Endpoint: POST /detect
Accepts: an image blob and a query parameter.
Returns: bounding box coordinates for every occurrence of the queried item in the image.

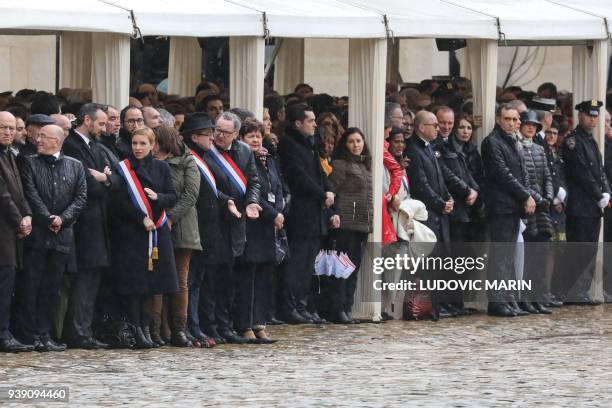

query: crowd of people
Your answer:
[0,77,611,353]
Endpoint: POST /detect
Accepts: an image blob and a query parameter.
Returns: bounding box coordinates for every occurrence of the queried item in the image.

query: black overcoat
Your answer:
[110,154,178,295]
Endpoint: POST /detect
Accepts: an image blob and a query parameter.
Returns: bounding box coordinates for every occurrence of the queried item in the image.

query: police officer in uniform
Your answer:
[562,100,610,304]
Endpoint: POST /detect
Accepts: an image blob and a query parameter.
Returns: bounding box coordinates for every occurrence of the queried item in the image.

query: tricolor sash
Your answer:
[117,159,168,271]
[209,144,247,196]
[401,174,410,194]
[190,149,218,197]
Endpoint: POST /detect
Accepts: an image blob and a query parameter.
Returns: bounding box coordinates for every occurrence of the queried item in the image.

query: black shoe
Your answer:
[517,301,539,314]
[68,336,97,350]
[508,301,529,316]
[134,327,154,349]
[40,336,66,352]
[283,309,312,324]
[333,311,354,324]
[437,305,454,318]
[532,302,552,314]
[380,312,394,321]
[219,329,249,344]
[487,302,517,317]
[298,310,314,320]
[267,317,285,325]
[345,311,360,324]
[171,331,193,347]
[603,291,612,304]
[142,327,159,348]
[0,336,34,353]
[310,312,329,325]
[203,328,226,345]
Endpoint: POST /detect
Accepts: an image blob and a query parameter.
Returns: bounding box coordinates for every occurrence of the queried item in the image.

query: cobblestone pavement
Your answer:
[2,305,611,406]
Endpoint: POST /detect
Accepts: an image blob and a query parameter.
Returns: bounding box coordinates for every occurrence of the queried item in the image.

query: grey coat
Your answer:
[166,145,201,250]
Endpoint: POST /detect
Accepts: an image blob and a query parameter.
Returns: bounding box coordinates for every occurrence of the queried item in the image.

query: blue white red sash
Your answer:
[190,149,218,197]
[401,174,410,194]
[209,144,247,196]
[117,159,168,271]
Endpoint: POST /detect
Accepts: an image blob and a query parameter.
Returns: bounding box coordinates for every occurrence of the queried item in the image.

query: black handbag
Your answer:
[274,228,290,265]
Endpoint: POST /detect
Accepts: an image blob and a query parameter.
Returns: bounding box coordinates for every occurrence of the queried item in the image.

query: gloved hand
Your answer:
[556,187,567,202]
[598,193,610,209]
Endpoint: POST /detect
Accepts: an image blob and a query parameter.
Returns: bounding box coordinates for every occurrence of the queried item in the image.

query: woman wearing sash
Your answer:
[151,125,201,347]
[111,127,178,349]
[236,119,286,343]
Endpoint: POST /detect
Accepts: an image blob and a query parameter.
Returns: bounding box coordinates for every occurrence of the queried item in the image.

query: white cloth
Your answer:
[395,198,437,257]
[598,193,610,209]
[556,186,567,202]
[515,220,526,281]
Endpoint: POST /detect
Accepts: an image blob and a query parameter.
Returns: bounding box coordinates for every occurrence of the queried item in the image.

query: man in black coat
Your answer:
[481,103,536,317]
[562,100,610,304]
[61,103,113,349]
[278,103,336,324]
[19,125,87,351]
[0,111,34,353]
[182,114,234,346]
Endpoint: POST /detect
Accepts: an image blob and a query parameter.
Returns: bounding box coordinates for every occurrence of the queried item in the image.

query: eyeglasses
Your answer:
[196,131,213,137]
[35,134,58,141]
[423,123,439,128]
[0,125,16,132]
[126,118,145,125]
[215,128,235,137]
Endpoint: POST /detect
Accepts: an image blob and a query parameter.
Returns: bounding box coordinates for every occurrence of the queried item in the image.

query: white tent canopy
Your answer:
[340,0,499,39]
[0,0,133,34]
[103,0,262,37]
[228,0,386,38]
[550,0,612,30]
[444,0,607,40]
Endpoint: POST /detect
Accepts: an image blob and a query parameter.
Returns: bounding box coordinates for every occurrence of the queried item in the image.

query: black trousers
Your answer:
[323,230,367,315]
[234,262,273,331]
[189,253,235,334]
[282,236,320,313]
[487,214,520,302]
[64,267,102,340]
[604,210,612,295]
[0,265,16,340]
[18,248,67,342]
[563,216,600,299]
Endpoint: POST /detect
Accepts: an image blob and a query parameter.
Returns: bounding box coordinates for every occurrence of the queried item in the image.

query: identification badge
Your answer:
[268,192,276,203]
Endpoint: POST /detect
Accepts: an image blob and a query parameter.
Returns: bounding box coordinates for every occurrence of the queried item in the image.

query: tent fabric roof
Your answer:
[0,0,133,34]
[548,0,612,29]
[340,0,499,39]
[228,0,386,38]
[444,0,608,40]
[103,0,263,37]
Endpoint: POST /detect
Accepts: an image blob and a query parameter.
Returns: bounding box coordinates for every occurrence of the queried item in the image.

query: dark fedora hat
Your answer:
[179,112,215,135]
[25,113,56,126]
[519,110,542,133]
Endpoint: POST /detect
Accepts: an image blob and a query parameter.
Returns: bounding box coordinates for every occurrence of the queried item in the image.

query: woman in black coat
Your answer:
[235,119,286,343]
[110,127,178,348]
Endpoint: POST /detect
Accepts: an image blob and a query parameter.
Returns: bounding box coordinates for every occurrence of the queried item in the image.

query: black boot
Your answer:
[487,302,517,317]
[532,302,552,314]
[332,311,353,324]
[517,301,538,314]
[142,326,159,348]
[134,327,153,349]
[171,331,192,347]
[508,301,529,316]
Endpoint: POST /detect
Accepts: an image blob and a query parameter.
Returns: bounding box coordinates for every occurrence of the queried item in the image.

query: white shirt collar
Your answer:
[53,151,61,159]
[417,135,430,146]
[75,129,91,146]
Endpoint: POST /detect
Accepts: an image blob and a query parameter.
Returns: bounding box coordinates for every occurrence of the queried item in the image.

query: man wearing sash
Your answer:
[62,103,113,349]
[205,111,261,343]
[181,113,247,345]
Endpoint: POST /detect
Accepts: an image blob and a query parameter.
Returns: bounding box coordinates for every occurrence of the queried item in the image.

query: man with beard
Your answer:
[62,103,113,349]
[116,105,144,159]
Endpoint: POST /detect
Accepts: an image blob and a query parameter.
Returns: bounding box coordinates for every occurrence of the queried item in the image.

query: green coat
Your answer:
[166,145,202,250]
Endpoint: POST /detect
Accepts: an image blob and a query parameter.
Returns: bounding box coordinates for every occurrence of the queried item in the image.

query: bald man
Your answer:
[50,114,72,138]
[0,111,34,352]
[17,124,87,351]
[405,111,456,319]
